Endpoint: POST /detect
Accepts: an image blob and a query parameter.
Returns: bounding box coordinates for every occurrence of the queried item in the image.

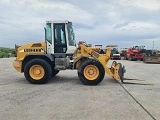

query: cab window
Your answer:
[46,23,52,44]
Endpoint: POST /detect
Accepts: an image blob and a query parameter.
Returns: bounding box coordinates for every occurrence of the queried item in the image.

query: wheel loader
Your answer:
[13,20,126,85]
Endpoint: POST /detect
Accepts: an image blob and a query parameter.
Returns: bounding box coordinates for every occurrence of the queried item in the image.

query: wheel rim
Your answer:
[83,65,99,81]
[29,65,45,80]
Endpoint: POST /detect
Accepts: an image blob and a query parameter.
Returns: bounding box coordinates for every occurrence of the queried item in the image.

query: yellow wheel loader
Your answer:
[13,20,126,85]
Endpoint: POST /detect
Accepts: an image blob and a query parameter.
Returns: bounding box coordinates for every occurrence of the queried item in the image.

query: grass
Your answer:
[0,47,16,58]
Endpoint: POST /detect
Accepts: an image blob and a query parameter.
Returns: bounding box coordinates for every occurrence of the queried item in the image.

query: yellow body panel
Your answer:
[75,60,81,69]
[13,42,45,73]
[13,60,22,73]
[16,42,45,61]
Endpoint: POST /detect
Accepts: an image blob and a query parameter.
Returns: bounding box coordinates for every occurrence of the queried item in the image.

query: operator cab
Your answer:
[45,20,76,55]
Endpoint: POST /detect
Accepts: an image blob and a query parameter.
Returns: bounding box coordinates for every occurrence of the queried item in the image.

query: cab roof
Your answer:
[46,20,71,24]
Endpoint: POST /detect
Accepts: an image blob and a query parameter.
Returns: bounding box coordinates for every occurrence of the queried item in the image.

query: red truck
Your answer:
[124,46,145,61]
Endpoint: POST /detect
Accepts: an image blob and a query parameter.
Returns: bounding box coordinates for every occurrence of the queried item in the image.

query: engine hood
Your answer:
[16,42,45,60]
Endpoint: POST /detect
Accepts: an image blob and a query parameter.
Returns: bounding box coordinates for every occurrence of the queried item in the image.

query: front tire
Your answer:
[24,59,52,84]
[78,59,105,85]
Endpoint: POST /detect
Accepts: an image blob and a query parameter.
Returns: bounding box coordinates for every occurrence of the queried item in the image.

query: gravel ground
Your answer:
[0,58,159,120]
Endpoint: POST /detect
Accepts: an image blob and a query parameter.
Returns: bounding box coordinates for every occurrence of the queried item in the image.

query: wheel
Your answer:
[78,59,105,85]
[129,55,133,61]
[52,69,59,77]
[140,58,143,61]
[24,59,52,84]
[124,56,128,60]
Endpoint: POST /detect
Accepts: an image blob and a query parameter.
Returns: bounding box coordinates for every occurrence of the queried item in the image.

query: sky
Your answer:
[0,0,160,50]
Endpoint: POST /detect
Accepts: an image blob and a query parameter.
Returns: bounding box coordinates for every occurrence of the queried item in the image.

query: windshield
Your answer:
[135,46,145,50]
[46,23,52,43]
[67,22,75,46]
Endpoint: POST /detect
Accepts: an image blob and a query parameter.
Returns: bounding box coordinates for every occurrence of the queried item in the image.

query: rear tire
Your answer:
[78,59,105,85]
[24,59,52,84]
[52,70,59,77]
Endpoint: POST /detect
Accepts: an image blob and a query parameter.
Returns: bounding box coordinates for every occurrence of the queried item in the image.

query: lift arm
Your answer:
[77,42,125,81]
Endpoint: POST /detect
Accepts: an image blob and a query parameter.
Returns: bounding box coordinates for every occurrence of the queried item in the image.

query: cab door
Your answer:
[53,23,67,53]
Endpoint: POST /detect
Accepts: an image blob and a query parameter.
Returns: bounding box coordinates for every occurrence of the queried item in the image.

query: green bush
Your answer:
[0,48,15,58]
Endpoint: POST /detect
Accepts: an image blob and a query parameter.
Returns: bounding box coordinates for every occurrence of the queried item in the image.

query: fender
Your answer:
[22,54,55,72]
